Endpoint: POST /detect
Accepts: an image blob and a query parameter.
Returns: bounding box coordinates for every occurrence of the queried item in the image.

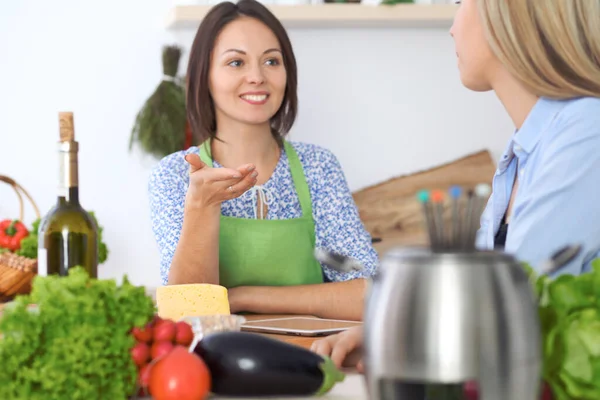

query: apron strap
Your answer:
[198,140,212,166]
[197,139,312,218]
[284,141,313,218]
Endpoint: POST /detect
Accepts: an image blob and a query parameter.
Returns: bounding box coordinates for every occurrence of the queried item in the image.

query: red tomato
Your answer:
[151,341,174,360]
[149,345,211,400]
[132,323,153,343]
[175,321,194,346]
[154,319,176,342]
[131,342,150,367]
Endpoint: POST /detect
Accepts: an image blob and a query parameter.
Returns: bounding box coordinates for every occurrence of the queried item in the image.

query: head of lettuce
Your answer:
[524,258,600,400]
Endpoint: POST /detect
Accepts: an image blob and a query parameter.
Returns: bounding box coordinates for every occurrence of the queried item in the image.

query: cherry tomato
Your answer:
[137,363,152,396]
[132,323,153,343]
[154,319,176,342]
[151,340,174,360]
[131,342,150,367]
[140,364,152,386]
[175,321,194,346]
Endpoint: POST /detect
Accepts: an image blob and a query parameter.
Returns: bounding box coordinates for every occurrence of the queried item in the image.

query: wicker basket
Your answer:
[0,175,40,303]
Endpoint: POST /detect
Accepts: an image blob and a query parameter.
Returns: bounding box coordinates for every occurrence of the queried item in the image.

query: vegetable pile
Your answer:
[137,325,345,399]
[525,258,600,400]
[131,314,211,399]
[0,267,155,400]
[0,267,345,400]
[131,316,194,367]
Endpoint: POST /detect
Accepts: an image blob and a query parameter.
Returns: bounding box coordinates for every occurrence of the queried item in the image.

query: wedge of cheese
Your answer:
[156,283,231,321]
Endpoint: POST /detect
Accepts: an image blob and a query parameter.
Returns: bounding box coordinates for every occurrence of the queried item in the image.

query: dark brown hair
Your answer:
[186,0,298,146]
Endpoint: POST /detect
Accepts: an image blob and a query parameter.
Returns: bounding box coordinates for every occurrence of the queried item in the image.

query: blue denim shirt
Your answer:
[476,97,600,276]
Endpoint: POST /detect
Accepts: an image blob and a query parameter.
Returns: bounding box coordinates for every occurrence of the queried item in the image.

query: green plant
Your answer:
[129,45,187,159]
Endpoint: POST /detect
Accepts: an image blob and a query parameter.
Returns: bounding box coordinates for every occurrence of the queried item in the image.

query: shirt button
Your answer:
[514,145,522,152]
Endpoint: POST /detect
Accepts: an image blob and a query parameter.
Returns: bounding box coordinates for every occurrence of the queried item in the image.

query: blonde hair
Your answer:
[478,0,600,98]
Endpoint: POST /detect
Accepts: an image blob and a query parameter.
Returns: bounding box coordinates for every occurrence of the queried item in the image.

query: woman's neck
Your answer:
[491,68,539,130]
[211,119,280,172]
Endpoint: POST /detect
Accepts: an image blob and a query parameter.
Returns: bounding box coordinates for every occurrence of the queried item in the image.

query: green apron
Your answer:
[198,140,325,288]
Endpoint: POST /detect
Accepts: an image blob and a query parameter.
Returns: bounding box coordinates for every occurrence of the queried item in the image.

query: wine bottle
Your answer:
[37,112,98,278]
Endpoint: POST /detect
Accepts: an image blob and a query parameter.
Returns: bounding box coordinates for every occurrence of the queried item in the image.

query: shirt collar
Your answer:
[512,97,566,154]
[496,97,566,173]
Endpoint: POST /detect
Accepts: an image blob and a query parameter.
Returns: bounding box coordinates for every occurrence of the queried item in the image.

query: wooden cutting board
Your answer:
[353,150,497,255]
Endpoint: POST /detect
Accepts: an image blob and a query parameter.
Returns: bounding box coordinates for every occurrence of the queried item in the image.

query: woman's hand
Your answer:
[184,153,258,210]
[311,326,365,372]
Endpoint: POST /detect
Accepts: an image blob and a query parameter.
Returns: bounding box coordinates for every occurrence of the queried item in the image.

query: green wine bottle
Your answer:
[37,112,98,278]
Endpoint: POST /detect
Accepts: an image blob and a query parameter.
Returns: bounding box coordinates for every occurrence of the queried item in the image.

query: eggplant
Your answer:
[193,331,346,396]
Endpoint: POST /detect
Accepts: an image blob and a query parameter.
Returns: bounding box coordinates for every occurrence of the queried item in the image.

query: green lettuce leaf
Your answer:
[0,267,155,400]
[537,259,600,400]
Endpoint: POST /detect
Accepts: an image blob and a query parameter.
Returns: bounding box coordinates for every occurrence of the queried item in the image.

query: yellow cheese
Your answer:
[156,284,231,321]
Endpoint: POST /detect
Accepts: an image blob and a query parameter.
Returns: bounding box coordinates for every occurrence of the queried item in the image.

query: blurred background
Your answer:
[0,0,513,287]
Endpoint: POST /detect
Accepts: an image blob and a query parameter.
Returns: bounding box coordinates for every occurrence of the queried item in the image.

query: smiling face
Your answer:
[209,16,287,130]
[449,0,501,92]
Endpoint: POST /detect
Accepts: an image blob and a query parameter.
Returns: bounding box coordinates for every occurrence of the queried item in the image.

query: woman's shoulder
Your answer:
[286,140,342,170]
[539,96,600,147]
[559,96,600,113]
[550,96,600,127]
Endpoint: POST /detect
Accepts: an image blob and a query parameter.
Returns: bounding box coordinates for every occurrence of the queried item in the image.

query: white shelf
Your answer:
[165,4,458,29]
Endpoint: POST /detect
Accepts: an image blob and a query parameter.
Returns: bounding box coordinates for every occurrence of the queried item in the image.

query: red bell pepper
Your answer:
[0,219,30,252]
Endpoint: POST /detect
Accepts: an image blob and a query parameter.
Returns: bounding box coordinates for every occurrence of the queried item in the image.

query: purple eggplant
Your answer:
[193,331,345,396]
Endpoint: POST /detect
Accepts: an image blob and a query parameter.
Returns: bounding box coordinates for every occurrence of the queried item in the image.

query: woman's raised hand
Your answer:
[184,153,258,210]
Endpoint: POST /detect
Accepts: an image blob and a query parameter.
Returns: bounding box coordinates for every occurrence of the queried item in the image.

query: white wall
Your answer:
[0,0,513,287]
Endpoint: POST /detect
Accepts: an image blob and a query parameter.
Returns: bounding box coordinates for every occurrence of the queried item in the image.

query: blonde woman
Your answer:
[312,0,600,369]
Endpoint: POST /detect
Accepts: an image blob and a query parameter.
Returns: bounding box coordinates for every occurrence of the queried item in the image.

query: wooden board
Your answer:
[352,150,497,255]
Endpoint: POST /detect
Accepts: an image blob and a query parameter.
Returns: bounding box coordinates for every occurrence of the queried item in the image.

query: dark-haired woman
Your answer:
[148,0,377,321]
